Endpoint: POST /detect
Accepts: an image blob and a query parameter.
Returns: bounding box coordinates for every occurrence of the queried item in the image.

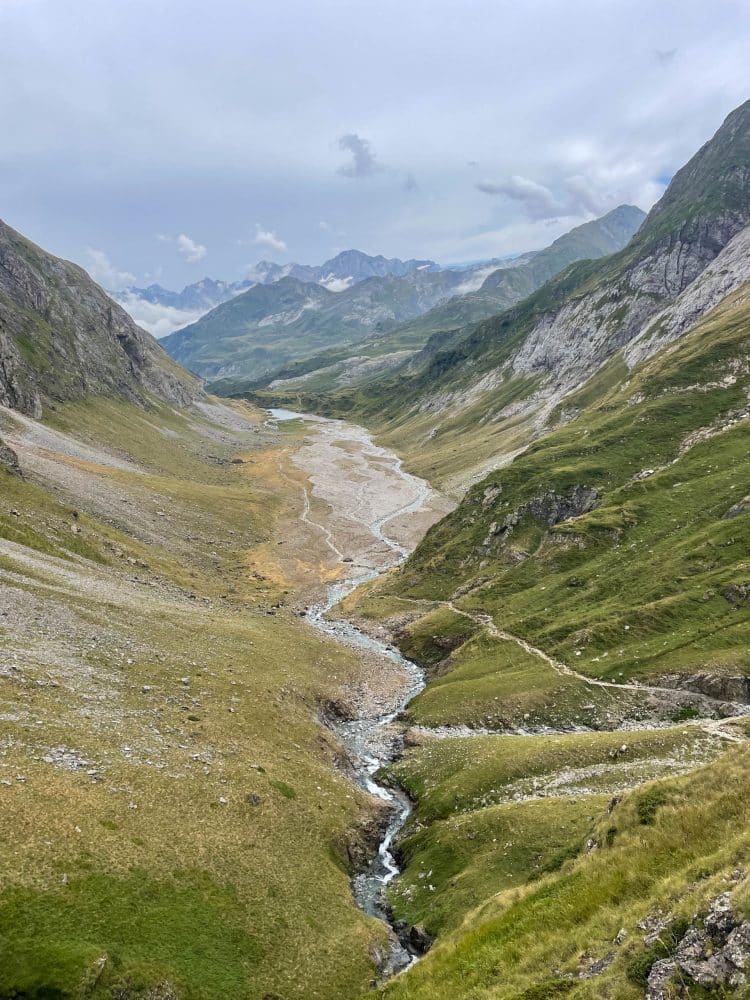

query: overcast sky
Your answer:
[1,0,749,294]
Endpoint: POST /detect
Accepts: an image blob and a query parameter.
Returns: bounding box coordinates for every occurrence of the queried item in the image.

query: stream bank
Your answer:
[267,409,451,972]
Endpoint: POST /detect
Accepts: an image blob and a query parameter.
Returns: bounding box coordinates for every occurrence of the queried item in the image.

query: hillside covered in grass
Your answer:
[328,100,750,998]
[341,271,750,1000]
[365,283,750,694]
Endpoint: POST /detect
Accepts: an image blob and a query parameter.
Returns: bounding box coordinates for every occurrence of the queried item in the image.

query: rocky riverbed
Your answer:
[267,408,452,971]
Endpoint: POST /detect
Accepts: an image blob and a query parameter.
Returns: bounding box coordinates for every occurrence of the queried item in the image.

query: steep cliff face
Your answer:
[0,220,200,417]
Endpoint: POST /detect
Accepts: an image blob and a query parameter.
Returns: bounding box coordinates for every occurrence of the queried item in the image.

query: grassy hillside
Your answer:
[0,396,392,1000]
[331,276,750,1000]
[387,726,725,932]
[375,740,750,999]
[352,282,750,697]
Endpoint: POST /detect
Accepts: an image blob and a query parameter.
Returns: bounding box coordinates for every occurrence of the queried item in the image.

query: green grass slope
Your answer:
[361,285,750,703]
[375,742,750,1000]
[384,726,724,939]
[0,397,390,1000]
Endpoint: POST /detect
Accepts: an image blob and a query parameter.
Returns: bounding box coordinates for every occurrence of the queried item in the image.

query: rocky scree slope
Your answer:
[0,218,199,420]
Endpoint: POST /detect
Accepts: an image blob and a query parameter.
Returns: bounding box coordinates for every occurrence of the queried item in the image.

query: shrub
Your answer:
[636,786,670,825]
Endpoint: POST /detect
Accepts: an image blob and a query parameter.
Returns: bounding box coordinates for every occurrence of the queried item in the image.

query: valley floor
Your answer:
[1,395,750,1000]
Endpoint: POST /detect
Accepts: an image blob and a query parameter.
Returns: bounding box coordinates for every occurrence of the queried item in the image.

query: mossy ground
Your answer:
[383,726,727,939]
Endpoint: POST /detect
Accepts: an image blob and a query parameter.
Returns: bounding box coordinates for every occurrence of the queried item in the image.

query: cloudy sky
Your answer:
[1,0,749,298]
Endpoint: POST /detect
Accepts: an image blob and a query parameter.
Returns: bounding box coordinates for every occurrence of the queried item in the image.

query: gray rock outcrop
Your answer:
[0,219,200,417]
[484,485,599,546]
[646,893,750,998]
[0,437,21,475]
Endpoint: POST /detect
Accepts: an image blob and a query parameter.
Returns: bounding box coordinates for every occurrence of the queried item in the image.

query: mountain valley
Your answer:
[1,94,750,1000]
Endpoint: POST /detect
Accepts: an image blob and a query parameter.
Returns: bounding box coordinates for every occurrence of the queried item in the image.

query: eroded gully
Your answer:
[267,409,451,974]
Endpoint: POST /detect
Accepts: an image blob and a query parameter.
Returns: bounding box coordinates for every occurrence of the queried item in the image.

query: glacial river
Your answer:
[267,408,449,972]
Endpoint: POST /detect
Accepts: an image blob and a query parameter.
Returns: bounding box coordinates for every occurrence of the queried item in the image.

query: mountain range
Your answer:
[162,206,644,383]
[246,248,438,289]
[118,249,441,326]
[252,204,646,395]
[252,101,750,493]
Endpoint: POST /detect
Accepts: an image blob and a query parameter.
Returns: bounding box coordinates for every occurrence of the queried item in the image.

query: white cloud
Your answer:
[474,167,665,226]
[319,275,353,292]
[176,233,207,263]
[453,264,506,295]
[476,175,565,221]
[83,248,136,290]
[254,225,287,254]
[115,293,206,339]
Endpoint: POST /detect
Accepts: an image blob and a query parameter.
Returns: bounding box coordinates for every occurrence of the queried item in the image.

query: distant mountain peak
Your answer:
[245,248,438,288]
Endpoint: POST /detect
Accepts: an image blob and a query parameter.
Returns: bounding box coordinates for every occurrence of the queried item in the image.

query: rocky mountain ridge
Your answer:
[122,276,254,312]
[0,219,200,419]
[246,248,438,289]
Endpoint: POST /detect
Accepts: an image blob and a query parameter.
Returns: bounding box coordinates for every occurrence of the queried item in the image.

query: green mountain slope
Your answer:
[377,740,750,1000]
[345,267,750,1000]
[162,268,470,381]
[0,221,407,999]
[363,282,750,692]
[327,100,750,998]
